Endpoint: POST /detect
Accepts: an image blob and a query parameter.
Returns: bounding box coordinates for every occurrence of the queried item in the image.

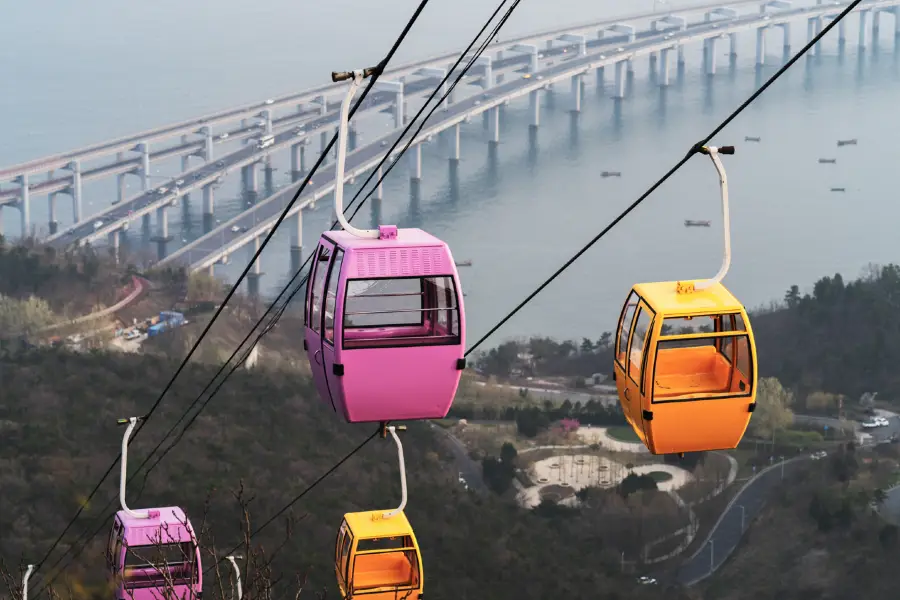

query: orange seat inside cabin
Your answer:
[654,344,747,398]
[353,552,418,590]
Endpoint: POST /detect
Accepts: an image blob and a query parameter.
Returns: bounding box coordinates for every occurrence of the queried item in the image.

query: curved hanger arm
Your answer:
[694,145,734,290]
[382,426,408,519]
[22,564,33,600]
[118,417,150,519]
[333,70,379,239]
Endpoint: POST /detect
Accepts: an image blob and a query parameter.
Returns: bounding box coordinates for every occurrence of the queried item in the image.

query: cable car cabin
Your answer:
[304,228,466,423]
[613,281,757,455]
[335,510,423,600]
[106,507,202,600]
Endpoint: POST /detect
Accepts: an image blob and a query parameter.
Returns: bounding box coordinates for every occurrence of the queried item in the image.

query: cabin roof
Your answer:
[343,510,414,539]
[116,506,196,546]
[324,228,446,250]
[632,281,744,315]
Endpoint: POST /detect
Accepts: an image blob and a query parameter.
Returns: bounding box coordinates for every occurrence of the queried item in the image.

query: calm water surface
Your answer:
[1,0,897,347]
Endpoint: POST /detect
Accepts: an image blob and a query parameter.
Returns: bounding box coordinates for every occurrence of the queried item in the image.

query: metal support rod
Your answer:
[118,417,150,519]
[383,426,408,519]
[226,555,243,600]
[23,565,33,600]
[334,70,379,238]
[694,146,733,290]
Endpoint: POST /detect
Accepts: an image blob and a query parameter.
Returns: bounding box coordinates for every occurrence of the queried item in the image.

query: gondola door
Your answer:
[307,240,337,412]
[321,246,346,418]
[626,300,655,448]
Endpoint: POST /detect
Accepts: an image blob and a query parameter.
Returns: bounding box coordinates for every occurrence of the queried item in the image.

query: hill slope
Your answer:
[0,350,662,600]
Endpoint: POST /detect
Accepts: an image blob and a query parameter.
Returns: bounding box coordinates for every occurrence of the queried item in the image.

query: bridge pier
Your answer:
[410,144,422,182]
[677,43,685,65]
[152,206,172,260]
[137,142,150,191]
[292,141,312,177]
[201,126,214,161]
[449,123,461,164]
[142,214,151,234]
[489,107,500,145]
[181,152,192,204]
[290,211,303,273]
[595,66,604,89]
[66,160,83,224]
[108,230,120,265]
[245,164,259,202]
[48,192,58,235]
[529,90,540,128]
[860,9,869,48]
[704,38,718,76]
[115,152,127,204]
[660,48,672,86]
[247,236,263,297]
[778,23,790,53]
[614,61,626,99]
[349,126,358,151]
[373,165,384,202]
[729,32,738,56]
[756,27,767,67]
[837,17,846,46]
[203,184,215,232]
[320,131,329,164]
[16,174,29,238]
[264,158,275,196]
[570,75,581,112]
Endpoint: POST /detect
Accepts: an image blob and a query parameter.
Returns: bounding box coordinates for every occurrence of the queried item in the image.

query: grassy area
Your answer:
[647,470,674,483]
[606,425,640,442]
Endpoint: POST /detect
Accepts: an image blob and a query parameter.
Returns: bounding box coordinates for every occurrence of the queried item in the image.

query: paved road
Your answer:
[158,0,861,271]
[429,422,487,494]
[672,456,808,585]
[880,484,900,524]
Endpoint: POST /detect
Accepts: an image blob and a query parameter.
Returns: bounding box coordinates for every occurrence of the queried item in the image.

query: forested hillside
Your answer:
[752,264,900,402]
[0,350,666,600]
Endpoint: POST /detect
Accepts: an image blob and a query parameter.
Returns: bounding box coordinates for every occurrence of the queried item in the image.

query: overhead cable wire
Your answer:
[28,0,433,584]
[463,0,865,356]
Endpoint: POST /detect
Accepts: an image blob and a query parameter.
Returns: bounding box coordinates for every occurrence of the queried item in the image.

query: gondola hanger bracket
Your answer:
[675,281,696,295]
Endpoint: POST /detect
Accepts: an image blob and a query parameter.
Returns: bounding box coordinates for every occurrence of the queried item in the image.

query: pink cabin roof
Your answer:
[323,228,457,280]
[116,507,197,546]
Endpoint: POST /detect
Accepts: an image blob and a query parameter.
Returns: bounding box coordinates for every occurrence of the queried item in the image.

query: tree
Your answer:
[749,377,794,440]
[784,284,801,308]
[597,331,612,349]
[580,338,594,354]
[805,391,841,414]
[618,473,657,497]
[0,294,56,336]
[500,442,518,466]
[187,271,223,302]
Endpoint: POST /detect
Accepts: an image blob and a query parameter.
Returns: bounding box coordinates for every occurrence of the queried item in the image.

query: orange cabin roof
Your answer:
[632,281,745,316]
[342,510,415,539]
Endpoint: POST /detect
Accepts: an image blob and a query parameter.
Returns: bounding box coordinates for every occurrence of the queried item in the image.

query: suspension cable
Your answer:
[27,0,433,584]
[463,0,865,356]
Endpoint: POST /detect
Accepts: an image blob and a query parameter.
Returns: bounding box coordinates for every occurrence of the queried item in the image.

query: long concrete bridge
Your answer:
[2,0,898,291]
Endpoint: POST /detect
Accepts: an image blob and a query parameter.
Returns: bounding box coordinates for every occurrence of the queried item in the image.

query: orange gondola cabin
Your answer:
[334,510,423,600]
[613,280,758,455]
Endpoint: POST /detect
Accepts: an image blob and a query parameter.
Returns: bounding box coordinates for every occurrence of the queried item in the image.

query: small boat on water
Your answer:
[455,259,473,267]
[830,187,846,192]
[684,220,711,227]
[837,139,857,147]
[818,158,837,164]
[744,136,761,142]
[601,171,622,178]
